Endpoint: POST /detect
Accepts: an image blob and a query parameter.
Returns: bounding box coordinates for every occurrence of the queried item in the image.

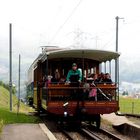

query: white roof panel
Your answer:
[46,49,120,62]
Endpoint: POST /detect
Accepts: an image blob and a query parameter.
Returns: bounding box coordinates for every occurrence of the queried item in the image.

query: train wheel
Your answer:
[95,114,101,129]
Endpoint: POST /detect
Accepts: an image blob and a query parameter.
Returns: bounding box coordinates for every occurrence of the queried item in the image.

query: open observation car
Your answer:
[28,47,120,128]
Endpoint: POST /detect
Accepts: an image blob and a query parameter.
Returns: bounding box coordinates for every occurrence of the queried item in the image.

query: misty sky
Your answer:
[0,0,140,85]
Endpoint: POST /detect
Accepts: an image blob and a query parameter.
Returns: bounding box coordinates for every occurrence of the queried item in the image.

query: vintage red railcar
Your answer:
[28,47,120,128]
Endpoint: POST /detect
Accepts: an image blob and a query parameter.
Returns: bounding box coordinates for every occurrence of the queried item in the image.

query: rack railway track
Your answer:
[81,122,122,140]
[41,115,122,140]
[57,123,122,140]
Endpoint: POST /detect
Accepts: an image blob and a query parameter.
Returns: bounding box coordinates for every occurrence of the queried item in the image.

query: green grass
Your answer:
[0,120,3,133]
[0,86,40,132]
[119,96,140,114]
[0,107,40,124]
[0,86,34,113]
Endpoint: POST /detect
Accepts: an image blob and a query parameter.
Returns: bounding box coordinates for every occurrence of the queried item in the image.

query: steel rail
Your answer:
[99,128,122,140]
[83,122,122,140]
[60,130,75,140]
[80,128,103,140]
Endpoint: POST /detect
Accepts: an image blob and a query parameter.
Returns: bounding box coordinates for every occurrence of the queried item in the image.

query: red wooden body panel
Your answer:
[47,101,119,116]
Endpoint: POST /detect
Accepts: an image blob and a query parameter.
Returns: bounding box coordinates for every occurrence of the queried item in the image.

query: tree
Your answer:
[122,91,129,96]
[0,81,16,94]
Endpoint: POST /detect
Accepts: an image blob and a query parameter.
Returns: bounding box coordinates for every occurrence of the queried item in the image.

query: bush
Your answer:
[0,81,16,94]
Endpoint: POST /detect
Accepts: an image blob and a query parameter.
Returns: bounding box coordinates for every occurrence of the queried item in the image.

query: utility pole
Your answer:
[115,16,124,100]
[17,54,21,115]
[115,16,119,87]
[9,23,12,111]
[116,16,119,52]
[115,16,124,52]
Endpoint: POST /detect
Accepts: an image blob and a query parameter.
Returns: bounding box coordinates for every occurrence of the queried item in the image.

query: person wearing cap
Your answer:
[66,63,82,85]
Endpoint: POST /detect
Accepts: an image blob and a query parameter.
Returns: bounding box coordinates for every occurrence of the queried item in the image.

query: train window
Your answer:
[84,70,86,78]
[91,68,94,74]
[88,69,90,75]
[94,67,96,74]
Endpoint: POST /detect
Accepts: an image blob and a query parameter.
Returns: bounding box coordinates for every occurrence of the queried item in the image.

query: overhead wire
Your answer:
[101,35,115,50]
[49,0,83,43]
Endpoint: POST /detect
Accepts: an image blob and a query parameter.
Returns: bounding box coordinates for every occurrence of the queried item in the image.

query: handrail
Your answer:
[42,85,117,90]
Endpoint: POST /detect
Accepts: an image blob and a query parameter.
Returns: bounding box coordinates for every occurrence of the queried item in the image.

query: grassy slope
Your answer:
[0,86,40,132]
[0,86,34,113]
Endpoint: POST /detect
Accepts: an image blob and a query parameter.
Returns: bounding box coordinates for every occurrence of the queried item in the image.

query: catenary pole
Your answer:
[115,16,118,88]
[9,23,12,111]
[115,16,124,100]
[115,16,119,101]
[17,54,21,114]
[116,16,119,52]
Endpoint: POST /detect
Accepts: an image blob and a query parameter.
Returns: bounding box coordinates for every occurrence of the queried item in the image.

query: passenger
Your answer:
[89,87,97,100]
[98,72,105,83]
[88,74,98,100]
[52,69,60,84]
[91,74,99,85]
[47,75,52,85]
[41,75,52,87]
[103,73,112,84]
[83,78,90,94]
[66,63,82,100]
[82,78,90,100]
[87,74,94,84]
[66,63,82,86]
[55,69,60,80]
[59,75,66,84]
[38,75,47,87]
[42,75,47,87]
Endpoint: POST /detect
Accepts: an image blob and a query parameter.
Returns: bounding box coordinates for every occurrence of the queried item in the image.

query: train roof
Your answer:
[45,48,120,62]
[29,48,120,70]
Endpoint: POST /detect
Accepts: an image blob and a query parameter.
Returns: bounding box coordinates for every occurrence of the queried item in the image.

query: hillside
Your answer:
[0,86,33,113]
[0,86,40,132]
